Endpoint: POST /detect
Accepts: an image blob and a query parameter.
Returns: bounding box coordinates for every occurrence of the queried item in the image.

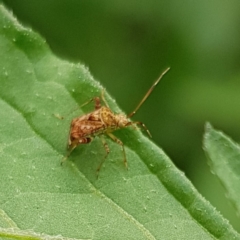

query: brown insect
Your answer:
[64,67,170,176]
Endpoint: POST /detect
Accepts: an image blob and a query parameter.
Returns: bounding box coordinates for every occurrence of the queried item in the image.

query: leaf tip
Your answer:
[203,122,214,149]
[204,122,213,134]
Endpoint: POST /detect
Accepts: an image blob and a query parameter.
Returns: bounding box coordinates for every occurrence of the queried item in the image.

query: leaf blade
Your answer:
[0,4,239,240]
[204,123,240,217]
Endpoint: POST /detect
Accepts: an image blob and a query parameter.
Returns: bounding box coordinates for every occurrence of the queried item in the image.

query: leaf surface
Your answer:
[0,5,239,240]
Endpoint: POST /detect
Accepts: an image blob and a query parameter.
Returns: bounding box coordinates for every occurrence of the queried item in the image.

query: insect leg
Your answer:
[61,144,77,165]
[129,121,152,138]
[96,136,110,177]
[53,113,64,120]
[55,97,102,120]
[80,97,102,110]
[107,132,128,169]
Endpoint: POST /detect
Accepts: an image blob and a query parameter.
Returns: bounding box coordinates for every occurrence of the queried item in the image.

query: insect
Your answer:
[64,67,170,176]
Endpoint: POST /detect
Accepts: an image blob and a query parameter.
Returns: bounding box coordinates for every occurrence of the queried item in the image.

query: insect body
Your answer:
[65,67,170,176]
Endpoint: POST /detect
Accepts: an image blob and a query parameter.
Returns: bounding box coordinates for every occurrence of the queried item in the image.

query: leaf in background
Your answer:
[0,4,239,240]
[204,123,240,217]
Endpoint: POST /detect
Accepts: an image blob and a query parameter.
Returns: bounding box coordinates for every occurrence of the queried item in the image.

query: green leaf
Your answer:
[204,123,240,218]
[0,4,239,240]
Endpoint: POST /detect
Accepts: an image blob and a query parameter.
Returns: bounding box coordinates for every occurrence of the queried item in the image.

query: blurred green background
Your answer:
[2,0,240,231]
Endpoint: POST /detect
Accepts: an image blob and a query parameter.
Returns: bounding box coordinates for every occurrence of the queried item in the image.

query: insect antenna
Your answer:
[127,67,170,118]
